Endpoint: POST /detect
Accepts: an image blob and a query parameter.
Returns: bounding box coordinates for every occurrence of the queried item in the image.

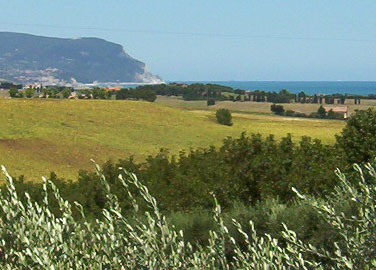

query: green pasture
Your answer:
[0,99,344,181]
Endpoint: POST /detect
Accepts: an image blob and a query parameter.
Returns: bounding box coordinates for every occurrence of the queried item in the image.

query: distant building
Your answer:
[24,83,42,89]
[68,92,78,99]
[324,106,349,119]
[106,86,122,91]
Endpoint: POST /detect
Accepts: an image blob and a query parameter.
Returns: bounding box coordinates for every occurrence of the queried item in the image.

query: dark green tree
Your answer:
[61,88,72,99]
[317,105,326,118]
[270,104,285,115]
[298,91,306,103]
[336,108,376,164]
[313,94,318,104]
[216,109,232,126]
[207,98,215,106]
[92,88,106,99]
[25,88,34,98]
[9,88,19,98]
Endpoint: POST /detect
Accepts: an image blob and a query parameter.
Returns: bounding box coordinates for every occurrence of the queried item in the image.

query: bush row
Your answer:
[271,104,345,119]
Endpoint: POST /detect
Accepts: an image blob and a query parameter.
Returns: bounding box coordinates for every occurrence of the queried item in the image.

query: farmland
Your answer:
[156,95,376,115]
[0,98,345,181]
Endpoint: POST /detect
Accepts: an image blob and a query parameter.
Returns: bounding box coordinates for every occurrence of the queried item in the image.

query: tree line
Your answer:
[4,81,374,104]
[271,104,346,119]
[124,83,376,104]
[8,87,156,102]
[0,82,22,89]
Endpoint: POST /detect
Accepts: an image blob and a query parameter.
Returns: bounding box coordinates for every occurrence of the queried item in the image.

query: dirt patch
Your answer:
[0,138,123,174]
[0,139,27,150]
[0,138,83,167]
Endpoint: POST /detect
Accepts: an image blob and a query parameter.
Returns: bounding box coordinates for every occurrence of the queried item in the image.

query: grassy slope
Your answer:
[0,99,344,181]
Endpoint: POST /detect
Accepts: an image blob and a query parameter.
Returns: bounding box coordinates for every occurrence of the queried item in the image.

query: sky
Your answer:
[1,1,376,81]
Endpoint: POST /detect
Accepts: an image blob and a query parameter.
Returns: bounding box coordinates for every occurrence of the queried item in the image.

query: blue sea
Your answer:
[175,81,376,95]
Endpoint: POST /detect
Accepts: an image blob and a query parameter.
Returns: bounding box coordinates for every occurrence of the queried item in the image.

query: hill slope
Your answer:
[0,99,344,181]
[0,32,161,85]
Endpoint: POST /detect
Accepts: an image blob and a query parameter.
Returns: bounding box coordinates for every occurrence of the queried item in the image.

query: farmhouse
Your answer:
[324,106,349,119]
[106,86,121,91]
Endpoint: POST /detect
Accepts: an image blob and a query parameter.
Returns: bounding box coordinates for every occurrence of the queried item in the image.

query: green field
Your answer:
[156,95,376,115]
[0,98,345,181]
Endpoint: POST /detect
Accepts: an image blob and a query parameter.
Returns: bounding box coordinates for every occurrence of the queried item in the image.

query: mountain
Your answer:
[0,32,162,86]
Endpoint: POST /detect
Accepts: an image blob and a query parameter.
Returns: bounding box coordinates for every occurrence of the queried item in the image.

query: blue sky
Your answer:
[1,1,375,81]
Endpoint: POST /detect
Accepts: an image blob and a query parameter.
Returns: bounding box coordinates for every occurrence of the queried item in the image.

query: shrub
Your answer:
[216,109,232,126]
[9,88,20,98]
[1,133,344,216]
[290,164,376,269]
[270,104,285,115]
[61,88,72,99]
[327,109,344,120]
[318,105,326,118]
[336,108,376,164]
[25,88,34,98]
[207,98,216,106]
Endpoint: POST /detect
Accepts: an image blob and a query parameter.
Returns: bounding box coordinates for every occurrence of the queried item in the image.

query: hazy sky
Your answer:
[1,1,375,81]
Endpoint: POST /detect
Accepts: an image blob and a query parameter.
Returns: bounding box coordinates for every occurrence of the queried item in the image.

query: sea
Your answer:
[172,81,376,95]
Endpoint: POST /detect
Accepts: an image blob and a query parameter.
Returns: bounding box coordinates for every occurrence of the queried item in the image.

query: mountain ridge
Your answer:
[0,32,162,86]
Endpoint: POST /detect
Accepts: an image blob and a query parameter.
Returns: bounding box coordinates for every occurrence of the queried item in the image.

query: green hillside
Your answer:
[0,99,344,181]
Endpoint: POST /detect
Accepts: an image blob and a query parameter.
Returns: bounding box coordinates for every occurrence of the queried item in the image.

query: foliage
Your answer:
[8,88,20,98]
[290,163,376,269]
[92,88,107,99]
[115,88,156,102]
[336,108,376,164]
[216,109,233,126]
[298,91,307,103]
[131,83,228,101]
[0,161,374,269]
[327,109,344,120]
[267,89,296,103]
[280,106,344,120]
[24,88,34,98]
[207,98,216,106]
[3,133,343,215]
[271,104,285,115]
[318,106,327,118]
[0,82,22,89]
[135,83,298,103]
[42,87,61,99]
[61,88,72,99]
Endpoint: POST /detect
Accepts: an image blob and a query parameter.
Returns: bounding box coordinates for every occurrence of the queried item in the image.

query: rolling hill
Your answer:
[0,99,344,181]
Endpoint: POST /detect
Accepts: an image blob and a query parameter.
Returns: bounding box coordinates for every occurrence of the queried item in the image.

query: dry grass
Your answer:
[0,98,345,181]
